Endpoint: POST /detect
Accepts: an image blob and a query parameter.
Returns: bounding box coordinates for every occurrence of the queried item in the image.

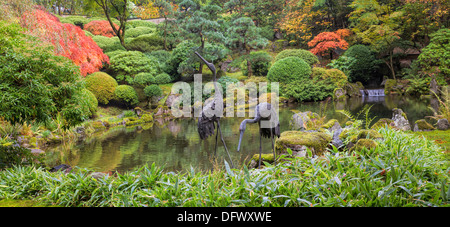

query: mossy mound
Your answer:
[343,82,364,97]
[371,118,394,130]
[275,131,332,156]
[414,119,435,131]
[249,153,275,165]
[351,139,378,152]
[340,129,383,143]
[141,114,153,123]
[320,119,340,130]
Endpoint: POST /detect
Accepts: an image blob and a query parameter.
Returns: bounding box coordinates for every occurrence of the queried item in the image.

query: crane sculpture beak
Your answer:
[237,130,244,152]
[194,51,216,75]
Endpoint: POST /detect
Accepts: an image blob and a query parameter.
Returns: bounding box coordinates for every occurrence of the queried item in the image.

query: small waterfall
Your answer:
[360,89,385,97]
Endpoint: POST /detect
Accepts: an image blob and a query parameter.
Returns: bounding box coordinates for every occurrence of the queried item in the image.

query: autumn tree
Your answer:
[280,0,331,46]
[308,30,349,60]
[348,0,404,79]
[20,8,109,76]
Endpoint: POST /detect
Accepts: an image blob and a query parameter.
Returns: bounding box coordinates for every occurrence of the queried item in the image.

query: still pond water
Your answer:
[45,95,434,173]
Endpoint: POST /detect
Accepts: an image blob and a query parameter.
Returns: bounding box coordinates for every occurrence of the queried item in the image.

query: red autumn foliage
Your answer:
[308,31,349,58]
[20,8,109,76]
[84,20,119,38]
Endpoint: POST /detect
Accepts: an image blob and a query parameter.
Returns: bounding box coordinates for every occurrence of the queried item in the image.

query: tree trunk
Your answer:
[163,17,168,50]
[246,48,252,77]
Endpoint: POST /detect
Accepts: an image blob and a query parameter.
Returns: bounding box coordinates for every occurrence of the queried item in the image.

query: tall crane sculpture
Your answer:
[194,51,234,169]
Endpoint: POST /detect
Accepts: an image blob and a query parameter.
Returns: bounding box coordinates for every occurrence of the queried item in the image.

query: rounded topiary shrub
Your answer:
[274,49,319,66]
[114,85,139,107]
[240,51,272,77]
[125,26,156,39]
[154,73,172,84]
[133,72,155,87]
[109,51,159,78]
[267,57,312,83]
[85,72,118,105]
[126,34,164,52]
[144,84,163,98]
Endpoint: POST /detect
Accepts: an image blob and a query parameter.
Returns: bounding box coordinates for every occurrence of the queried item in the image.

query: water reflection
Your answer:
[45,95,434,173]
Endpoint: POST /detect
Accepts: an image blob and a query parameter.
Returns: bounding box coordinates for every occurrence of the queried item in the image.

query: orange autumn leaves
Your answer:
[84,20,119,38]
[20,8,109,76]
[308,29,351,57]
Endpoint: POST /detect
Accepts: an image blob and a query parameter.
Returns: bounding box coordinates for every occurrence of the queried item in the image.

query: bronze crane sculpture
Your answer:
[237,102,280,168]
[195,51,234,169]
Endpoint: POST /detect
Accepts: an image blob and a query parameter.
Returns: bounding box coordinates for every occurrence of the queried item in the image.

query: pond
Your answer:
[44,95,434,173]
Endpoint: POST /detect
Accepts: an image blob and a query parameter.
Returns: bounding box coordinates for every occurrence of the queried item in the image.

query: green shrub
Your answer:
[126,34,164,52]
[85,72,118,105]
[75,88,98,117]
[329,44,380,83]
[92,36,126,53]
[217,76,239,97]
[274,49,319,66]
[267,57,312,84]
[154,73,172,84]
[312,67,348,88]
[127,20,157,29]
[59,16,89,28]
[144,84,163,97]
[145,50,173,75]
[0,21,85,127]
[133,72,155,87]
[114,85,139,107]
[416,28,450,85]
[282,75,336,102]
[259,26,275,41]
[125,26,156,39]
[240,51,272,77]
[105,50,127,59]
[109,51,159,82]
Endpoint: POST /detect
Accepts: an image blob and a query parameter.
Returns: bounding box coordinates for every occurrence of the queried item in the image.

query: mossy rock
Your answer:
[333,88,347,101]
[320,119,340,130]
[275,131,332,156]
[351,139,378,152]
[384,79,397,95]
[355,129,383,142]
[414,119,435,131]
[340,129,383,143]
[344,82,364,97]
[125,119,145,126]
[371,118,394,130]
[141,114,153,122]
[249,153,275,166]
[92,121,106,130]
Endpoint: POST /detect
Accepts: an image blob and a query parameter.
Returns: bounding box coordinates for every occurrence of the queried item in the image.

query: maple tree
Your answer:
[84,20,120,38]
[20,8,109,76]
[308,31,349,59]
[280,0,332,45]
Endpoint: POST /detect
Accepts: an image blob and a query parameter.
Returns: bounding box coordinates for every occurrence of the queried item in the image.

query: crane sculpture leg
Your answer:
[217,121,234,168]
